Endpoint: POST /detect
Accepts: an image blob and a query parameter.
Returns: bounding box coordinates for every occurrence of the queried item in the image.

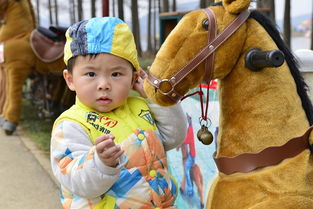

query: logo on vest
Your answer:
[86,112,118,134]
[138,109,155,126]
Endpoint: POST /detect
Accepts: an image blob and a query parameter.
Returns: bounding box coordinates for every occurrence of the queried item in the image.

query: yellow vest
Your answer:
[54,97,177,208]
[54,96,157,144]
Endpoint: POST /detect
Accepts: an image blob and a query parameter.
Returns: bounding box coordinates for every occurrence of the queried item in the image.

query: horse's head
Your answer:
[144,0,251,106]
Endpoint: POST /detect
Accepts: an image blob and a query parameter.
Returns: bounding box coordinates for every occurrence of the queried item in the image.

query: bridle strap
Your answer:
[147,9,250,102]
[203,8,217,83]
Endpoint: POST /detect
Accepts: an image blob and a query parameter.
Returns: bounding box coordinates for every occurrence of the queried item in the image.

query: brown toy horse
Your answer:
[144,0,313,208]
[0,0,66,135]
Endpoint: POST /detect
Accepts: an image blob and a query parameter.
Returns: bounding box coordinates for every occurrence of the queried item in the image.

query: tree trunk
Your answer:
[311,2,313,50]
[257,0,276,24]
[117,0,124,20]
[172,0,176,11]
[112,0,115,17]
[158,0,161,15]
[283,0,291,47]
[147,0,153,52]
[36,0,40,25]
[200,0,213,8]
[48,0,53,24]
[153,0,158,52]
[200,0,206,8]
[54,0,59,26]
[131,0,142,56]
[69,0,76,24]
[270,0,276,23]
[91,0,96,17]
[162,0,169,12]
[77,0,83,21]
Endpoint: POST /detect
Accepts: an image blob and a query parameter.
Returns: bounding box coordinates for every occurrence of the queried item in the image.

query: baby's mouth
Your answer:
[97,97,112,104]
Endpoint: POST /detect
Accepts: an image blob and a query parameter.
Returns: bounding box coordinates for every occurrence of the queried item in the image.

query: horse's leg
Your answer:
[2,61,31,134]
[0,65,5,126]
[191,164,204,208]
[0,64,6,115]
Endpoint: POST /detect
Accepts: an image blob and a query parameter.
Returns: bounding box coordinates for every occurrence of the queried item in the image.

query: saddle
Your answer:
[30,26,67,63]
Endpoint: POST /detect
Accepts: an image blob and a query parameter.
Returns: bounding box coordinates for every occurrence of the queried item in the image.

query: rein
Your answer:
[147,8,250,103]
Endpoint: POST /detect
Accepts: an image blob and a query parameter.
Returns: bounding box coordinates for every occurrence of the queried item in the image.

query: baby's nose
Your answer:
[97,78,111,90]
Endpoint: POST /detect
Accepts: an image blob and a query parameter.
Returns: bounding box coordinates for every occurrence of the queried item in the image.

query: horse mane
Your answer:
[249,10,313,125]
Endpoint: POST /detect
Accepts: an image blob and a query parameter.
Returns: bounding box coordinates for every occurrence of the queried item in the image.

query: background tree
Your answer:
[91,0,96,17]
[311,2,313,50]
[69,0,76,24]
[158,0,161,15]
[54,0,59,25]
[48,0,53,24]
[172,0,176,11]
[117,0,124,20]
[257,0,276,23]
[131,0,142,56]
[200,0,214,8]
[162,0,169,12]
[112,0,116,16]
[77,0,83,21]
[153,0,159,52]
[147,0,153,52]
[36,0,40,24]
[283,0,291,47]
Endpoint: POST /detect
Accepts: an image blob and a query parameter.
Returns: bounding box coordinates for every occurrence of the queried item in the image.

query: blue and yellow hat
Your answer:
[64,17,139,71]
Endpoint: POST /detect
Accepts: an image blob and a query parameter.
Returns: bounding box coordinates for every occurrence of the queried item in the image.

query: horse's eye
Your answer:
[202,19,209,30]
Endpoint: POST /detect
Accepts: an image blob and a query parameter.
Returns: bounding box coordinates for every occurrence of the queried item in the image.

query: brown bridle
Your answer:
[147,8,251,102]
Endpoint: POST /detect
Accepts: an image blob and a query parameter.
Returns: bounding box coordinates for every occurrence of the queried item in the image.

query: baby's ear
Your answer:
[223,0,251,14]
[131,71,139,87]
[63,69,75,91]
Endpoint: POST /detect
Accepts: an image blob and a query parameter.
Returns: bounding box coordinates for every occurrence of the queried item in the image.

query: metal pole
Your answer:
[102,0,109,16]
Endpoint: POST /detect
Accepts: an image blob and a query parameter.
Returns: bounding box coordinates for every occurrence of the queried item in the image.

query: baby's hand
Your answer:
[95,134,124,167]
[133,68,148,98]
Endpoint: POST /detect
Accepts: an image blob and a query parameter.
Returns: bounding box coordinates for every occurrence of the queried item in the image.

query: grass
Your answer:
[138,56,154,70]
[20,99,55,153]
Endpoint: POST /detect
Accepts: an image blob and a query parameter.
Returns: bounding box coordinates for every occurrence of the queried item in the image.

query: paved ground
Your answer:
[0,128,62,209]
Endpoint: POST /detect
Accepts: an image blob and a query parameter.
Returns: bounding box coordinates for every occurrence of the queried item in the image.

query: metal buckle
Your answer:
[156,77,176,95]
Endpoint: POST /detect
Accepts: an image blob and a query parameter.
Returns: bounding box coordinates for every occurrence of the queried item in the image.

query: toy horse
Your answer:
[0,0,66,135]
[144,0,313,208]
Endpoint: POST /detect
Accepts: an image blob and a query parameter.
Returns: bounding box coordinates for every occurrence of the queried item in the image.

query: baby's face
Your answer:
[65,53,137,112]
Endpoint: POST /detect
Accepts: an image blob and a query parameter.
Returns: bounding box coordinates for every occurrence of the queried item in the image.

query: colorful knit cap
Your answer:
[64,17,139,71]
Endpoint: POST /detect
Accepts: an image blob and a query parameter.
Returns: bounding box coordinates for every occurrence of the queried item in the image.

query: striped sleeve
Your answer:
[50,120,124,198]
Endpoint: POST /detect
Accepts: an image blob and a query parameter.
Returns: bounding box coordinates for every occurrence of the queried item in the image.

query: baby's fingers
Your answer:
[95,134,114,145]
[96,138,115,154]
[111,149,124,162]
[101,144,123,158]
[99,145,124,167]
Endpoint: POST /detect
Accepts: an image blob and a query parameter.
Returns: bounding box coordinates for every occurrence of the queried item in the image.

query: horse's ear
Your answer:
[222,0,251,14]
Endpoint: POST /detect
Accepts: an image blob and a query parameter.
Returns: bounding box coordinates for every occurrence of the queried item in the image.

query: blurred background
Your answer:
[32,0,313,53]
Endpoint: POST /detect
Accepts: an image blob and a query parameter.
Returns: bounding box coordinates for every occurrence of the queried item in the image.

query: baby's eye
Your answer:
[86,72,96,77]
[112,72,121,77]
